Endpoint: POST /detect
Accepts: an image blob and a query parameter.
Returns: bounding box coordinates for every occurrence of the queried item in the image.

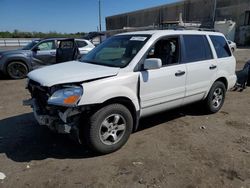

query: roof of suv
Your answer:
[117,30,224,37]
[36,38,89,42]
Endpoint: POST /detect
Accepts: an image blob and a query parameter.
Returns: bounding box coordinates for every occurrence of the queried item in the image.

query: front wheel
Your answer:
[6,61,28,79]
[83,104,133,154]
[204,81,226,113]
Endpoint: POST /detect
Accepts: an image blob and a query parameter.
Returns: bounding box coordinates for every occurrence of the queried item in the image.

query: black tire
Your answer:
[6,61,28,79]
[204,81,226,114]
[83,104,133,154]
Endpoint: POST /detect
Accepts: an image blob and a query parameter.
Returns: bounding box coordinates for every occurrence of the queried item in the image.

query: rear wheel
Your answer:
[204,81,226,113]
[6,61,28,79]
[83,104,133,154]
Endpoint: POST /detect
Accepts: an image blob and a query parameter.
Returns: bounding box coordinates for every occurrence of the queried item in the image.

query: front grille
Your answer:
[28,80,50,113]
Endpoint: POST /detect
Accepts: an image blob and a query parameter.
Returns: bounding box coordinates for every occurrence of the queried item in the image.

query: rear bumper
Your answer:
[228,74,237,90]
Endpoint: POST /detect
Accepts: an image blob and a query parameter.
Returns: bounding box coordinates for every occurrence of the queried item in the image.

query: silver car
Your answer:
[0,38,95,79]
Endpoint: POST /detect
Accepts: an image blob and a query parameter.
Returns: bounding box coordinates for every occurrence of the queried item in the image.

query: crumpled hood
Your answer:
[28,61,120,87]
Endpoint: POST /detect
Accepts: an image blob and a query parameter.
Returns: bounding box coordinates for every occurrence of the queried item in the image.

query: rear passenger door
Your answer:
[56,39,79,63]
[182,35,217,105]
[209,35,236,88]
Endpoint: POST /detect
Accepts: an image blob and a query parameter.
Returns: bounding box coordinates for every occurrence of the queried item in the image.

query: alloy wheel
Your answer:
[99,114,126,145]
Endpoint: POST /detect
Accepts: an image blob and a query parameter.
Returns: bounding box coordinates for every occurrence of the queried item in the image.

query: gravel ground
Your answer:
[0,48,249,188]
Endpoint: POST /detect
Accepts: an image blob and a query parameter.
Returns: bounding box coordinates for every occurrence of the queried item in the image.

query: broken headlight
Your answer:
[48,86,83,107]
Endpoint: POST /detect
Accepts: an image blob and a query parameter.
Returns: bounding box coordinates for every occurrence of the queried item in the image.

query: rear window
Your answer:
[210,35,231,58]
[182,35,213,63]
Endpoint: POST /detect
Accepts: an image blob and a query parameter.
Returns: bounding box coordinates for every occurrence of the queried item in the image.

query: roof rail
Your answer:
[170,26,218,32]
[198,28,217,32]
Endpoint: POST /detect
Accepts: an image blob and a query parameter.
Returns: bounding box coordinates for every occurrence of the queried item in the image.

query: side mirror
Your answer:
[32,46,40,51]
[144,58,162,70]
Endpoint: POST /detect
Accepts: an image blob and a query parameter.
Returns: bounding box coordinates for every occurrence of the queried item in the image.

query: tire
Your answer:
[204,81,226,114]
[83,104,133,154]
[6,61,28,79]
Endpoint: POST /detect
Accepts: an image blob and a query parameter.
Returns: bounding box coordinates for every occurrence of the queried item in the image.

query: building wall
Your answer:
[216,0,250,44]
[106,0,214,30]
[106,0,250,44]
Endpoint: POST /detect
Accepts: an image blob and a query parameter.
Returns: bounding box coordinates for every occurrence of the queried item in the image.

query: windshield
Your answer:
[80,35,150,67]
[22,40,40,50]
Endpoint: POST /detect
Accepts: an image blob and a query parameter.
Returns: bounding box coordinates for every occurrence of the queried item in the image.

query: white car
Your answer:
[227,40,237,52]
[75,39,95,56]
[24,30,236,154]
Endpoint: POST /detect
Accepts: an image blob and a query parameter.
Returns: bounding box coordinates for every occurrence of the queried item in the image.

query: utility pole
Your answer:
[98,0,102,31]
[212,0,217,27]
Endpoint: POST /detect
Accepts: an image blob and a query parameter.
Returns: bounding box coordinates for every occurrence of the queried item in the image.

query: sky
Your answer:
[0,0,180,33]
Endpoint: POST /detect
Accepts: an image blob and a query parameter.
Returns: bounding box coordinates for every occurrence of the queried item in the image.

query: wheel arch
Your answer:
[5,59,30,73]
[215,77,228,90]
[101,97,140,132]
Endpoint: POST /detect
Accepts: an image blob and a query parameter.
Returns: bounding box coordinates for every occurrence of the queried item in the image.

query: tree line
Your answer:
[0,30,86,38]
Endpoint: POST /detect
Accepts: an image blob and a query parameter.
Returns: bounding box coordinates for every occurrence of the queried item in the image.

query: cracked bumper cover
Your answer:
[23,98,80,134]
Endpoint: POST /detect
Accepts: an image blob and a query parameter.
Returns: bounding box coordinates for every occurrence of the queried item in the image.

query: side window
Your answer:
[147,37,179,66]
[37,41,55,51]
[59,40,74,49]
[76,41,88,48]
[210,35,231,58]
[182,35,213,63]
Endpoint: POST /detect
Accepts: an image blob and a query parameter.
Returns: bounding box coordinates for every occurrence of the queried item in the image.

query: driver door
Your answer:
[32,40,56,67]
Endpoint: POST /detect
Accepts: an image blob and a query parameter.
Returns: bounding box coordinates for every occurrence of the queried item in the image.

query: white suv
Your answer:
[24,30,236,154]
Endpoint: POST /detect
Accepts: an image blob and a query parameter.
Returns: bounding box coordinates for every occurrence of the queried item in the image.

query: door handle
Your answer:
[175,70,185,77]
[209,65,217,70]
[50,52,56,56]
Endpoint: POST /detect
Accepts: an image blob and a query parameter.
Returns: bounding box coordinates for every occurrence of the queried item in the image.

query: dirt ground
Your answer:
[0,49,250,188]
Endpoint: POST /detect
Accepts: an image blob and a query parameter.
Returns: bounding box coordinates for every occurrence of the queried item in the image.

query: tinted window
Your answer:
[76,41,87,48]
[182,35,213,63]
[59,40,74,49]
[210,35,231,58]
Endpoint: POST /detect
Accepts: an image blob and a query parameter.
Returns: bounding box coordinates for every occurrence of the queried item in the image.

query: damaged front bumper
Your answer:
[23,98,81,135]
